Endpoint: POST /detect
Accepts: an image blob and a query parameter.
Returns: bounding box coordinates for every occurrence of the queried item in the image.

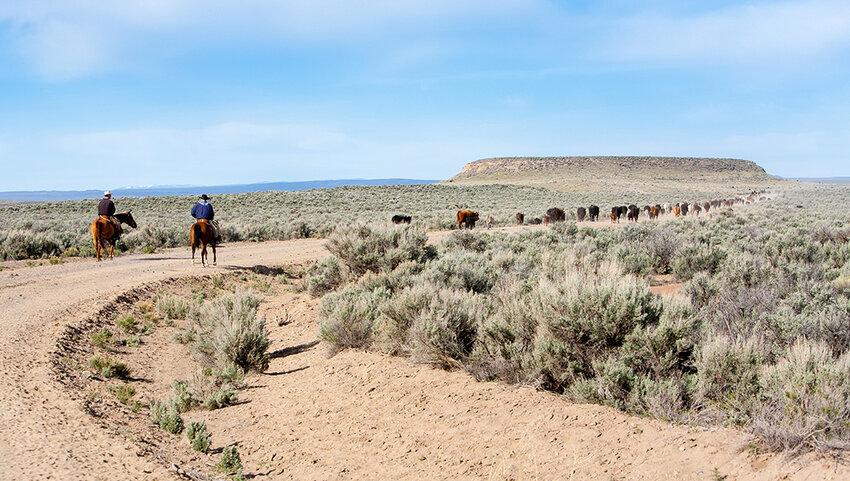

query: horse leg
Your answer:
[109,242,114,260]
[212,244,216,266]
[201,243,207,267]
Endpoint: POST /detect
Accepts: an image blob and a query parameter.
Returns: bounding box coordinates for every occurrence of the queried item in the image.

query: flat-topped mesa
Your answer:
[451,156,767,180]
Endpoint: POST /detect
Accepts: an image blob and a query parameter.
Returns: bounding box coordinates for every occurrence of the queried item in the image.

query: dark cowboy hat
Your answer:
[199,194,210,200]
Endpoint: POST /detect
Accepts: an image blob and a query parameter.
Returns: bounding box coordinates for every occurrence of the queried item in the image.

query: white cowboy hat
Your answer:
[104,190,112,197]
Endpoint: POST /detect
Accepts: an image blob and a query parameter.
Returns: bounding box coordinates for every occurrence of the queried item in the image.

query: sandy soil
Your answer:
[1,223,846,480]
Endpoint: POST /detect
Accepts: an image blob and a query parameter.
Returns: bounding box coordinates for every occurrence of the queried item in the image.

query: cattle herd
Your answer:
[389,191,768,229]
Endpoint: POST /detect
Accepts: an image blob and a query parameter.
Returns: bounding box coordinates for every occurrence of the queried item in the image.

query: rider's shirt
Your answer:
[98,198,115,216]
[191,201,215,220]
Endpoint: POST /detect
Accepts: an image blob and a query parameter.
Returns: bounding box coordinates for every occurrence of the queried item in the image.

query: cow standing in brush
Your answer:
[515,212,524,225]
[627,204,639,222]
[485,215,494,229]
[649,205,660,220]
[576,207,586,222]
[680,202,689,216]
[456,210,479,229]
[588,205,599,221]
[546,207,566,223]
[391,215,412,224]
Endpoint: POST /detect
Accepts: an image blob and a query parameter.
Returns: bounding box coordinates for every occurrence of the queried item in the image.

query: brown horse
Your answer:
[191,219,217,266]
[91,211,137,261]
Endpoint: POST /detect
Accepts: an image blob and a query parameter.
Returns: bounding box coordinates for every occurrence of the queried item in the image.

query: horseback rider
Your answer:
[98,191,122,240]
[191,194,222,244]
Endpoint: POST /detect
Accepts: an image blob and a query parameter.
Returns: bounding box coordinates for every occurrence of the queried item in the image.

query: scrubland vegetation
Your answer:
[0,182,772,260]
[313,183,850,453]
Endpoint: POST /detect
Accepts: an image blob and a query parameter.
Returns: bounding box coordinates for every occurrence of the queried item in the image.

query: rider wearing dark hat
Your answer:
[191,194,222,244]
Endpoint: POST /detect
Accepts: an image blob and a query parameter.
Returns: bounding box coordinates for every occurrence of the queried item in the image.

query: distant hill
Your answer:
[788,177,850,184]
[0,178,439,202]
[444,156,780,197]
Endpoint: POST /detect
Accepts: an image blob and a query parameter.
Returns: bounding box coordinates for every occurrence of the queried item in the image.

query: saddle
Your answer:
[100,215,122,239]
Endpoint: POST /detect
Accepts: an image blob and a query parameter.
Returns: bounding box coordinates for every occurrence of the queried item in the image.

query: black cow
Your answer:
[627,204,639,222]
[611,206,627,223]
[516,212,525,225]
[588,205,599,221]
[391,215,412,224]
[576,207,586,222]
[680,202,689,216]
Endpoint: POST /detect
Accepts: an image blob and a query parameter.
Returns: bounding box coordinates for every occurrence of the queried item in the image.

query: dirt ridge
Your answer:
[450,156,769,180]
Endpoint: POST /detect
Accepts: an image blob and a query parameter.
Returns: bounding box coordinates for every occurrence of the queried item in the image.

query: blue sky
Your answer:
[1,0,850,191]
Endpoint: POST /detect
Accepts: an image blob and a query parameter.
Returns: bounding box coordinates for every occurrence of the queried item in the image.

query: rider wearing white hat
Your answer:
[98,191,122,239]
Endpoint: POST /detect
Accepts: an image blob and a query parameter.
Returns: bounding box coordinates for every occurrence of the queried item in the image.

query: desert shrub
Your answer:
[408,286,485,369]
[149,400,167,425]
[473,280,540,383]
[695,336,766,413]
[124,334,141,347]
[204,388,239,410]
[169,380,198,413]
[187,289,270,372]
[215,362,246,386]
[621,300,700,379]
[304,255,349,296]
[440,230,488,253]
[318,282,391,354]
[531,268,661,390]
[420,250,497,294]
[187,421,212,453]
[325,224,433,276]
[672,244,726,281]
[374,282,434,355]
[157,295,192,320]
[681,272,718,311]
[752,340,850,452]
[159,407,185,435]
[0,230,62,260]
[218,445,242,474]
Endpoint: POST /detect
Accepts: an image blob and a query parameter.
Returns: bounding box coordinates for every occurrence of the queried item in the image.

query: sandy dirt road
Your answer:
[0,223,846,480]
[0,238,327,480]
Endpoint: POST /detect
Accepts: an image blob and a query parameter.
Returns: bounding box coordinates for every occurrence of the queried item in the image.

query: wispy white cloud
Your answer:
[602,0,850,65]
[0,0,537,80]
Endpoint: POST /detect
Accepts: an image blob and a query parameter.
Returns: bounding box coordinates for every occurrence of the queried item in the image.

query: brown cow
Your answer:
[649,205,660,220]
[485,215,494,229]
[546,207,566,222]
[456,210,479,229]
[673,204,681,218]
[610,212,617,223]
[516,212,524,225]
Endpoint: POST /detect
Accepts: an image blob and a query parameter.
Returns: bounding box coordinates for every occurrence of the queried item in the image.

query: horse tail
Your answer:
[92,220,99,245]
[192,223,202,248]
